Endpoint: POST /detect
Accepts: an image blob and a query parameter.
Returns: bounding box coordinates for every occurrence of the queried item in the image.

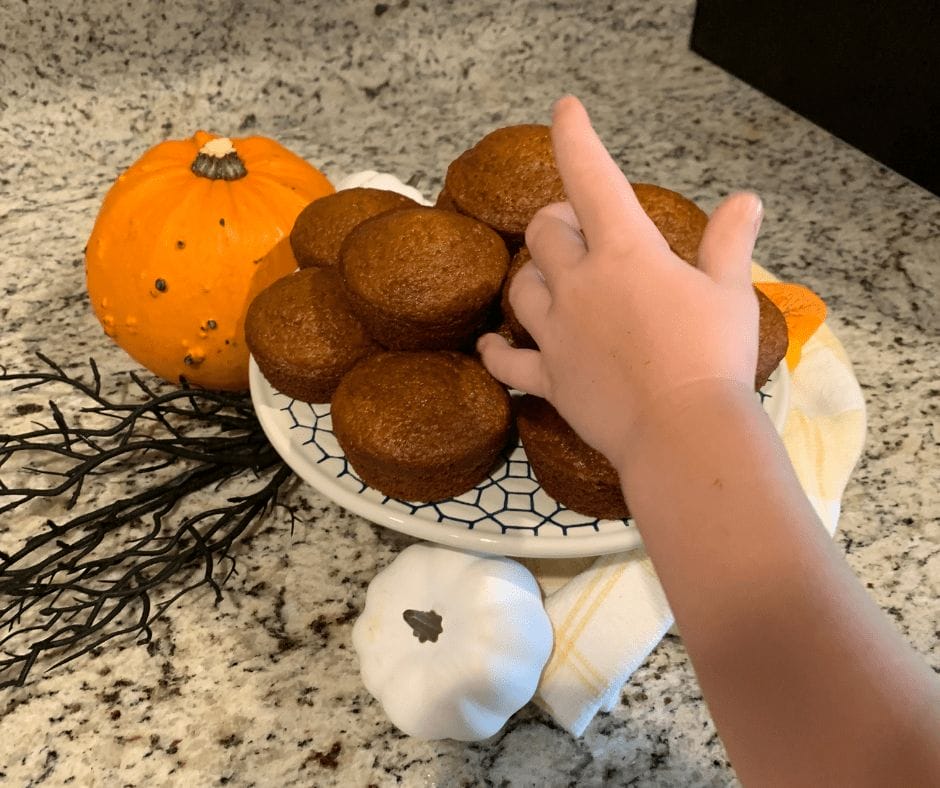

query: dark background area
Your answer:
[691,1,940,195]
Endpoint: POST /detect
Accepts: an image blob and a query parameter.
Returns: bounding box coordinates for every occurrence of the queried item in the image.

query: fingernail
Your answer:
[750,194,764,234]
[552,94,577,117]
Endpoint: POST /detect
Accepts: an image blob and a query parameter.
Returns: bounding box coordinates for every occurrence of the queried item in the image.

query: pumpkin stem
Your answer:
[403,609,443,643]
[192,137,247,181]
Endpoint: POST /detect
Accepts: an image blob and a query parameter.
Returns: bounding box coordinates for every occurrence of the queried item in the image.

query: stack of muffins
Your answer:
[246,124,789,516]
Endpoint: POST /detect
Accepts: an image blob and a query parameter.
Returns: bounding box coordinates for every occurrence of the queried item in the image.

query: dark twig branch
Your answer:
[0,355,295,689]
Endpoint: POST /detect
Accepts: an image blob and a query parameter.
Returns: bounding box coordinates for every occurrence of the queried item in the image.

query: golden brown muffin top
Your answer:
[444,124,566,236]
[755,288,789,390]
[290,187,420,269]
[340,207,509,322]
[633,183,709,266]
[331,351,511,466]
[245,267,376,367]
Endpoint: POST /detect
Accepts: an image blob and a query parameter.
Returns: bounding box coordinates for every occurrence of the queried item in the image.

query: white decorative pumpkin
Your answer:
[335,169,431,205]
[352,543,553,741]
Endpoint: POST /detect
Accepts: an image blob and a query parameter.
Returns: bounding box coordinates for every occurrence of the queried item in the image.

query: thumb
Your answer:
[697,191,763,287]
[476,333,548,397]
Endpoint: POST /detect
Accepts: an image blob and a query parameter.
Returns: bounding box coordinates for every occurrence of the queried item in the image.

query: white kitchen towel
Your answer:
[530,263,867,736]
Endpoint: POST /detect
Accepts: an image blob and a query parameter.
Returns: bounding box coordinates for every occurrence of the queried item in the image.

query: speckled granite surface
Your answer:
[1,1,938,785]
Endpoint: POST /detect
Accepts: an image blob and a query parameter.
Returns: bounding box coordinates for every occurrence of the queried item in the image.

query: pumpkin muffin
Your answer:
[632,183,709,266]
[290,187,420,269]
[331,352,512,501]
[444,124,566,247]
[340,207,509,350]
[245,267,378,403]
[517,395,629,521]
[755,287,789,390]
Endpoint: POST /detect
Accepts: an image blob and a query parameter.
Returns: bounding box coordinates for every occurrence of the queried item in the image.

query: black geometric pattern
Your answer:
[283,399,619,537]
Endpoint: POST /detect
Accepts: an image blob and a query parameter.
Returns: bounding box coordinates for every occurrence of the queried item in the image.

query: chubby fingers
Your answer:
[551,96,666,255]
[477,333,548,397]
[697,191,763,288]
[508,260,551,342]
[525,201,585,288]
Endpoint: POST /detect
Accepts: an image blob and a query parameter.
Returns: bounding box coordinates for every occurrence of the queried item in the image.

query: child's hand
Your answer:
[477,96,940,786]
[477,96,764,468]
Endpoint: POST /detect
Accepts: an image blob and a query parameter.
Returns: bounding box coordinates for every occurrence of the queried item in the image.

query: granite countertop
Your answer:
[2,1,937,785]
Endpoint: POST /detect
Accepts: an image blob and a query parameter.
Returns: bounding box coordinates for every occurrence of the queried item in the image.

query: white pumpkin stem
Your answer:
[192,137,247,181]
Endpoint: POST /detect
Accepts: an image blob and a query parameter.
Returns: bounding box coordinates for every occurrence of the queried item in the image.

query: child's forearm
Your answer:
[618,379,940,786]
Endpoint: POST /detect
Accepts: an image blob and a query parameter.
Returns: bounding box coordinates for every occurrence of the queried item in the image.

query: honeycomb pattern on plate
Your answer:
[280,387,771,538]
[283,400,627,536]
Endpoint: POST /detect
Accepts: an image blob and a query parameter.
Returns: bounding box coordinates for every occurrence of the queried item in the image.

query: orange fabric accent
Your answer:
[754,282,827,371]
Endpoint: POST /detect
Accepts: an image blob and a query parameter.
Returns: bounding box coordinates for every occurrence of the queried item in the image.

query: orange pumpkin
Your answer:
[85,131,334,390]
